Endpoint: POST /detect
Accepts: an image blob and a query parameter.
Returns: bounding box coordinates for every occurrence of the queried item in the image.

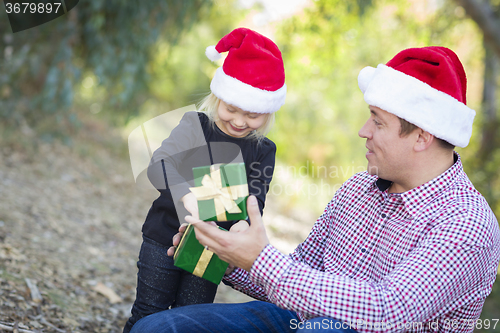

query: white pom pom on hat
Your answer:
[205,45,221,62]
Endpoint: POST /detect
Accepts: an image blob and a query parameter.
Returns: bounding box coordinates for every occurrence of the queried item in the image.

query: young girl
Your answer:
[123,27,286,333]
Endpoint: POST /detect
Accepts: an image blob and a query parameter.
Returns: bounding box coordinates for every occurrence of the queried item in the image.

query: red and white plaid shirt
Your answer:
[225,153,500,332]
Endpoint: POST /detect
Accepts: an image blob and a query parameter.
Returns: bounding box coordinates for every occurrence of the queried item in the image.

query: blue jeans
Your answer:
[129,300,358,332]
[123,236,218,333]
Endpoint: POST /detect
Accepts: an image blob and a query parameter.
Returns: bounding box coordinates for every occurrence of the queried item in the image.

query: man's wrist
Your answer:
[224,266,247,284]
[249,244,292,294]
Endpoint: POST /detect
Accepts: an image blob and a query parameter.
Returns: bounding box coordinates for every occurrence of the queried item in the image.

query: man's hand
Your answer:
[229,220,250,233]
[181,192,199,220]
[224,220,250,275]
[167,222,238,275]
[186,195,269,272]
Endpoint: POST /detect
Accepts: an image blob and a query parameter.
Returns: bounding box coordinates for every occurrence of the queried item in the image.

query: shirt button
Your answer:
[361,248,366,253]
[381,213,387,218]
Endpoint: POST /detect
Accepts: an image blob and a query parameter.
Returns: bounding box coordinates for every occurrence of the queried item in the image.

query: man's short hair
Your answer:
[399,118,455,150]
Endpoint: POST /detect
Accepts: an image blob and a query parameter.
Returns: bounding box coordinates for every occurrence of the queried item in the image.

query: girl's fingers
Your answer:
[172,233,182,246]
[179,222,189,232]
[167,246,176,257]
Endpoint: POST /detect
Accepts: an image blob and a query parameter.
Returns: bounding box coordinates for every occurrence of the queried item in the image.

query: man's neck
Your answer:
[389,150,455,194]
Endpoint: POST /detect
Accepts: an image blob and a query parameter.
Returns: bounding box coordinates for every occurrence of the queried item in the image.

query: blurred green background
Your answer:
[1,0,500,330]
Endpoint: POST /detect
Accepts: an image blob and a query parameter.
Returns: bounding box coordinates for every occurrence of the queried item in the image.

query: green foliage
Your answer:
[458,0,500,223]
[273,0,374,171]
[272,0,482,183]
[0,0,213,138]
[147,5,245,111]
[120,1,244,132]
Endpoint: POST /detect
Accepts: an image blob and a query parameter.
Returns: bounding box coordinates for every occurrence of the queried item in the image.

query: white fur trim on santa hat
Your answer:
[205,45,222,62]
[210,67,286,114]
[358,64,476,148]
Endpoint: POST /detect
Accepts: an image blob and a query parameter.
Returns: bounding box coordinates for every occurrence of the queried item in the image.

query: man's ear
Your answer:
[414,129,434,152]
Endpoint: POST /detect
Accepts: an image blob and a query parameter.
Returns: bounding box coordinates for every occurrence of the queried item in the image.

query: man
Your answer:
[130,47,500,332]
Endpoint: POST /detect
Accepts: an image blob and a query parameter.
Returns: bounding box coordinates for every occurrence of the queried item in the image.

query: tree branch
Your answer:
[455,0,500,59]
[0,323,34,333]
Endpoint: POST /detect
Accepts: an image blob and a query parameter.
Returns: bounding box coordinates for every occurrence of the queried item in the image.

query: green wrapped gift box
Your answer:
[190,163,248,222]
[173,224,229,285]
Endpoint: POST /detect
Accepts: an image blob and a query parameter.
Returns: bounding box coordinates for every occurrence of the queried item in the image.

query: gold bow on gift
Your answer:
[189,165,248,221]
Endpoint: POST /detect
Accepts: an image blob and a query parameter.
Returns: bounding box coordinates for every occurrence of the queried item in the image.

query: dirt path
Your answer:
[0,135,313,332]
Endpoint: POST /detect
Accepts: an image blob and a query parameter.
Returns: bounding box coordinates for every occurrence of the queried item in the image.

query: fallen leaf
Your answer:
[24,279,42,304]
[92,282,122,304]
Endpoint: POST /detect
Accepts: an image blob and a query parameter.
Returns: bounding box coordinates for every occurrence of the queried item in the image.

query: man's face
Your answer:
[358,106,415,180]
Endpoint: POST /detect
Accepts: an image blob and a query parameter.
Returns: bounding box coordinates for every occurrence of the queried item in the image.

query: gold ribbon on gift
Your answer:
[173,224,190,261]
[173,224,213,278]
[192,248,213,278]
[189,165,248,221]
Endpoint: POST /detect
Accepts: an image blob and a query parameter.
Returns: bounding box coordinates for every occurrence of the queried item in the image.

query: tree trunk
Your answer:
[476,39,499,202]
[455,0,500,59]
[479,39,499,160]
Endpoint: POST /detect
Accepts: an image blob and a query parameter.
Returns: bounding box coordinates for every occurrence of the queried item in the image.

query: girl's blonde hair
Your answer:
[197,92,275,142]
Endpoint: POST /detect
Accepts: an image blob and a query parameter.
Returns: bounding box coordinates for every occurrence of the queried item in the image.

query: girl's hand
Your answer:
[167,223,189,257]
[181,192,199,220]
[167,219,217,257]
[229,220,249,233]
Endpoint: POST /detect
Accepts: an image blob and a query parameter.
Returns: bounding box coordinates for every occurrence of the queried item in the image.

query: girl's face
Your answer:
[216,100,267,138]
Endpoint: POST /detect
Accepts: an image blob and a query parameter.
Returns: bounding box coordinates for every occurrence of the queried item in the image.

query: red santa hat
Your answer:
[205,27,286,114]
[358,46,476,148]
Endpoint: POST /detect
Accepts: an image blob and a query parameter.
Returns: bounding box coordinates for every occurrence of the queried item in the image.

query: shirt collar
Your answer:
[371,152,462,218]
